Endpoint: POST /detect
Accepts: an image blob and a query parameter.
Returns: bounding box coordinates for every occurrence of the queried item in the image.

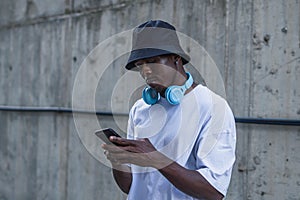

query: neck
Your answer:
[184,82,198,95]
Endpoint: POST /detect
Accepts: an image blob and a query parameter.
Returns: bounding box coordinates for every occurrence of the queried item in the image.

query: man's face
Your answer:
[134,54,179,94]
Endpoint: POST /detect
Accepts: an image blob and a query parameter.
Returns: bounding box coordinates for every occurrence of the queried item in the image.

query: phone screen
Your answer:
[95,128,122,145]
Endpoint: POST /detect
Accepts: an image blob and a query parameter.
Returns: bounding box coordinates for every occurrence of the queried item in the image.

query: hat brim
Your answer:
[125,48,190,70]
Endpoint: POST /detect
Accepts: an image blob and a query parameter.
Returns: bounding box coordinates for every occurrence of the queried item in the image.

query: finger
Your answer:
[109,137,137,146]
[109,151,134,164]
[121,145,141,153]
[107,151,133,165]
[102,143,131,154]
[107,154,121,165]
[102,143,121,151]
[104,150,108,156]
[102,143,138,156]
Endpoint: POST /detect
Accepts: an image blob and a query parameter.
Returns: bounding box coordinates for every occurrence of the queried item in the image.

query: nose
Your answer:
[139,64,152,79]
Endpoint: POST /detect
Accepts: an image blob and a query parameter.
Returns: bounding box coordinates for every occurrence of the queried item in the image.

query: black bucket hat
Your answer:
[125,20,190,70]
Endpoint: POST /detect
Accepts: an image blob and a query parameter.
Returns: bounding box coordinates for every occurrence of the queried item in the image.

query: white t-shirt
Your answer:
[126,85,236,200]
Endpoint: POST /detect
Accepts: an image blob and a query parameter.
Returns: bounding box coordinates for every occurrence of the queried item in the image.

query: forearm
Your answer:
[112,164,132,194]
[157,160,223,200]
[103,137,223,198]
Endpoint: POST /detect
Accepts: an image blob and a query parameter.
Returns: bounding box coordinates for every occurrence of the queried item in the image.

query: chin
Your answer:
[149,83,166,93]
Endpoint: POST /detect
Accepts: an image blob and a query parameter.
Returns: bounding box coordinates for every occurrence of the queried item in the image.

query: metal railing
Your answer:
[0,105,299,126]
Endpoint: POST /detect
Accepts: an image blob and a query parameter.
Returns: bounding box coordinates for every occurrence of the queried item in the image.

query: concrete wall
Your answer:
[0,0,299,200]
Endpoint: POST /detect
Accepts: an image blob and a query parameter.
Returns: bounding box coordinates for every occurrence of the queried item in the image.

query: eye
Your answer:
[134,61,143,68]
[134,57,160,69]
[146,58,156,63]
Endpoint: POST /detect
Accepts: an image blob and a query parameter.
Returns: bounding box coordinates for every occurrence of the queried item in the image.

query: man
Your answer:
[102,20,236,200]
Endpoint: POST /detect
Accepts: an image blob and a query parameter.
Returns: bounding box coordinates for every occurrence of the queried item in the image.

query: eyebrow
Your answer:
[135,57,158,64]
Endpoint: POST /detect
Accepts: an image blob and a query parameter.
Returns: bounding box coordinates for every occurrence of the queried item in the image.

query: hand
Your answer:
[102,137,172,169]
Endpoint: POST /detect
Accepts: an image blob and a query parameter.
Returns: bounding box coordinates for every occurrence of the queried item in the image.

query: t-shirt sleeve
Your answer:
[195,102,236,196]
[125,104,136,168]
[127,101,137,140]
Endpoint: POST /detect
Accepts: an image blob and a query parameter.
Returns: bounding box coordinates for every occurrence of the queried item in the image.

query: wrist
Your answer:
[111,163,129,172]
[151,152,173,170]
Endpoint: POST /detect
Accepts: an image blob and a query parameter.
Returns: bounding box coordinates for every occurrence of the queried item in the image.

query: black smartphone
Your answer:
[95,128,122,145]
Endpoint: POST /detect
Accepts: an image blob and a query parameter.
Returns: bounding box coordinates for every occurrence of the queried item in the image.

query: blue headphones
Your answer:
[142,72,194,105]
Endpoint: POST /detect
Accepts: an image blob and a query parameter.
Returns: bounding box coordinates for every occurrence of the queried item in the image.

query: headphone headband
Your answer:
[184,72,193,89]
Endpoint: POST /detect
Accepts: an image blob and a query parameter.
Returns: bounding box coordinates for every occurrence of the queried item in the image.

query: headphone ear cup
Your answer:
[165,72,194,105]
[142,87,160,105]
[165,86,184,105]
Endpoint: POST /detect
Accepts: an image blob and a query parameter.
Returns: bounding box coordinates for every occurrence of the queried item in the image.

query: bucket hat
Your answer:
[125,20,190,70]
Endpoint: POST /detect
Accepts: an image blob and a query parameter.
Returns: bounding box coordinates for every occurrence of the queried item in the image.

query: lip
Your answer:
[145,77,158,84]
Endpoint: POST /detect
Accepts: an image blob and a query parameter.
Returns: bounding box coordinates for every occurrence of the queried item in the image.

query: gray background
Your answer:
[0,0,300,199]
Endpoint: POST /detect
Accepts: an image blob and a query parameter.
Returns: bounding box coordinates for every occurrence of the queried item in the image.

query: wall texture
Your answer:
[0,0,299,200]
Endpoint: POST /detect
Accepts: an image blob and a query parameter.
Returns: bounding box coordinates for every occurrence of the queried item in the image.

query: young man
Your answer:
[102,20,236,200]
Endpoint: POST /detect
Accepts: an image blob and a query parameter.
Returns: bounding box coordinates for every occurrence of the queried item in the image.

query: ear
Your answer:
[173,55,181,65]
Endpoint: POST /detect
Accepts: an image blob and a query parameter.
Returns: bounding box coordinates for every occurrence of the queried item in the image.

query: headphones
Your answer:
[142,72,194,105]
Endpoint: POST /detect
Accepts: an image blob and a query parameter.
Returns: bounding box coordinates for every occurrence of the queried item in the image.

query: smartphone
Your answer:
[95,128,122,145]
